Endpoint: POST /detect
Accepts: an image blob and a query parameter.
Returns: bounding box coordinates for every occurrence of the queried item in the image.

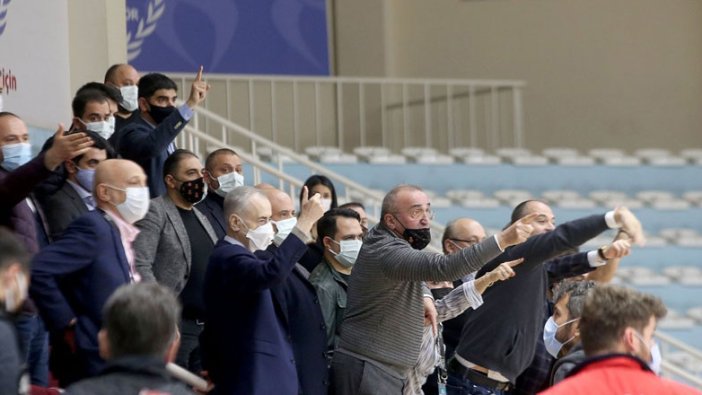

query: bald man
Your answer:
[104,63,140,129]
[260,187,330,395]
[30,159,150,384]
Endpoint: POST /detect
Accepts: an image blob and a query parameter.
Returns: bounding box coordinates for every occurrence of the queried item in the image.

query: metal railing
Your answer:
[167,73,526,154]
[655,330,702,388]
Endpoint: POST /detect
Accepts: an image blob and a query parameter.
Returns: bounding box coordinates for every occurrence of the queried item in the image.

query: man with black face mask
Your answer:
[132,149,217,374]
[110,67,210,198]
[330,184,538,395]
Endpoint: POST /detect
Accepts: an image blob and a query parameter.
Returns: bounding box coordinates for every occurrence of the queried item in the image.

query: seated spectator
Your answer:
[134,149,217,373]
[539,285,700,394]
[309,208,364,350]
[546,279,596,385]
[110,68,209,198]
[30,159,149,384]
[200,186,324,395]
[64,282,194,395]
[0,227,31,395]
[199,148,245,239]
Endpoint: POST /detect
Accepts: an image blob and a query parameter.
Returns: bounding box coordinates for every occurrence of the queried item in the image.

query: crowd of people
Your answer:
[0,63,699,395]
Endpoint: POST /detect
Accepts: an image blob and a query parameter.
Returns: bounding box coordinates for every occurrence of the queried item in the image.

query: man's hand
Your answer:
[487,258,523,282]
[295,186,325,234]
[614,207,645,246]
[600,239,631,260]
[186,66,211,109]
[497,212,538,248]
[44,124,93,170]
[423,296,438,336]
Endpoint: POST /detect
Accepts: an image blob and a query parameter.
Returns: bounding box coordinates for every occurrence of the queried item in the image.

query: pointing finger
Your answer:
[196,65,203,82]
[507,258,524,268]
[301,186,309,203]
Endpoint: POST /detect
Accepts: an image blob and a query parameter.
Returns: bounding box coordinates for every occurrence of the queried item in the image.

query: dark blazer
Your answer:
[201,232,309,395]
[38,181,90,242]
[29,209,133,376]
[0,153,52,254]
[271,261,330,395]
[196,192,227,240]
[134,195,217,294]
[109,110,188,198]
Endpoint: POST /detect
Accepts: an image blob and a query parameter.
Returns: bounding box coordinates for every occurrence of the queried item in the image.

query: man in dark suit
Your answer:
[445,202,642,395]
[199,148,245,239]
[134,149,217,373]
[201,186,324,395]
[30,159,150,384]
[261,186,330,395]
[110,67,209,198]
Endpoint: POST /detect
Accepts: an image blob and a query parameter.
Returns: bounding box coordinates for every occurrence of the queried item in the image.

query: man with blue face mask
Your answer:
[38,132,115,241]
[200,148,245,239]
[110,67,210,198]
[309,208,364,351]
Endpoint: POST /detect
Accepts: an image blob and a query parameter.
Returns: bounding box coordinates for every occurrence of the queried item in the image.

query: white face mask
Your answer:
[543,316,579,358]
[320,197,332,212]
[214,171,244,197]
[329,239,363,268]
[106,185,150,224]
[634,331,662,375]
[273,217,297,246]
[243,221,275,252]
[120,85,139,112]
[4,272,28,313]
[84,117,115,140]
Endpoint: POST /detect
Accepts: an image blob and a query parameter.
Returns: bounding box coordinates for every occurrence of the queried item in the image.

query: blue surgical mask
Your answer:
[329,239,363,268]
[543,316,579,358]
[1,142,32,171]
[75,167,96,192]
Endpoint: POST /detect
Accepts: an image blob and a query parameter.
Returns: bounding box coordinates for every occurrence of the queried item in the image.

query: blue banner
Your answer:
[126,0,330,75]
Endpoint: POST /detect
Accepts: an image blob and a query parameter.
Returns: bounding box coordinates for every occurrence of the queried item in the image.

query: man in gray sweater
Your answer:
[330,185,537,394]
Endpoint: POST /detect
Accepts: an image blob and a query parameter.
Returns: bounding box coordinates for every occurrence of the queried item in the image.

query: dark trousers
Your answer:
[446,371,507,395]
[176,318,204,374]
[331,352,404,395]
[15,313,49,386]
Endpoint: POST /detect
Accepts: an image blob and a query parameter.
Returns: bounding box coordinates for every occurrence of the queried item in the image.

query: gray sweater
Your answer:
[337,222,502,376]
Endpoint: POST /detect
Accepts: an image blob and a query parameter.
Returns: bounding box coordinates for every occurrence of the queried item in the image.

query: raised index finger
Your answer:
[300,185,309,203]
[195,65,204,81]
[519,212,541,224]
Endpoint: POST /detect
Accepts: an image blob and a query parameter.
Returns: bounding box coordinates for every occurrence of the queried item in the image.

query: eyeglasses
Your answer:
[403,207,434,221]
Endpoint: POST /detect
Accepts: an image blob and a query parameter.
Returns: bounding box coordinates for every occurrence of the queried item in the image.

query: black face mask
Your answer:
[148,104,176,124]
[178,177,207,204]
[394,215,431,250]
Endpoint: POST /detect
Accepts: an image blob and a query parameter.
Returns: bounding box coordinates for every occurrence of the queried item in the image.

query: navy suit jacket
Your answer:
[109,110,188,198]
[270,261,330,395]
[38,181,90,242]
[30,210,132,376]
[196,192,227,240]
[202,234,309,395]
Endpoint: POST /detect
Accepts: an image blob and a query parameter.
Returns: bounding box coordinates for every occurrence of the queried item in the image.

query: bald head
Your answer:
[104,64,139,87]
[442,218,486,254]
[259,188,296,222]
[94,159,147,211]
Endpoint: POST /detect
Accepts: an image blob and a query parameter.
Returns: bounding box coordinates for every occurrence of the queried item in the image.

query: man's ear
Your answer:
[98,329,111,360]
[322,236,334,252]
[65,159,78,175]
[71,117,84,132]
[229,214,241,233]
[138,97,150,113]
[164,174,177,190]
[443,239,455,254]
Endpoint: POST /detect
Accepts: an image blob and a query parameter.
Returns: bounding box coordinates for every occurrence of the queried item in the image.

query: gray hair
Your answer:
[223,186,266,220]
[102,282,181,359]
[380,184,424,221]
[552,279,597,320]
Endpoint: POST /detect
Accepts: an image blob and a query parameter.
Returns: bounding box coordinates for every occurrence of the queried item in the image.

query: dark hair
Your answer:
[579,285,667,356]
[71,89,108,118]
[76,82,123,106]
[0,227,29,272]
[102,282,181,359]
[339,202,365,211]
[205,148,238,171]
[316,208,361,243]
[301,175,338,209]
[104,64,124,84]
[70,131,117,165]
[552,279,597,320]
[163,149,198,180]
[138,73,177,99]
[509,199,549,225]
[0,111,20,120]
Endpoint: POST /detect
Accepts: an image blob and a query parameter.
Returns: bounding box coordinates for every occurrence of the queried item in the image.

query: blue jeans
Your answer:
[446,371,507,395]
[15,313,49,386]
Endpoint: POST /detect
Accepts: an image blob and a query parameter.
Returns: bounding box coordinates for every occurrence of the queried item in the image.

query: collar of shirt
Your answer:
[105,210,140,243]
[66,180,94,207]
[224,235,246,248]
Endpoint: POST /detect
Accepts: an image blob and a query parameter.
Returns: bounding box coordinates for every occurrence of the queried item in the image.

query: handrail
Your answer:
[655,330,702,361]
[661,361,702,388]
